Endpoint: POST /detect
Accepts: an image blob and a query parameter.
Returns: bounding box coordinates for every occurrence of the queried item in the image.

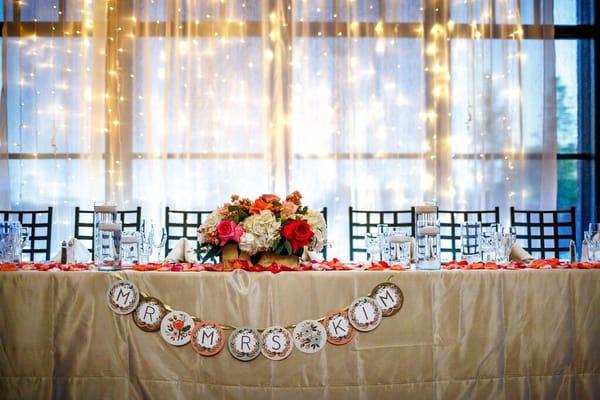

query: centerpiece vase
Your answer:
[257,252,300,267]
[221,243,252,271]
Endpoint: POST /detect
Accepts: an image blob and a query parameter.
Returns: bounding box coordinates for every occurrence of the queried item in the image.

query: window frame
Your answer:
[1,0,597,225]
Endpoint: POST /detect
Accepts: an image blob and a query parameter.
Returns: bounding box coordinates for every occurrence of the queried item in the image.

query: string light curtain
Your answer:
[1,0,556,259]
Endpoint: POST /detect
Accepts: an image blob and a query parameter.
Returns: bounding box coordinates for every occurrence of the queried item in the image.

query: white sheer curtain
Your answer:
[1,0,557,259]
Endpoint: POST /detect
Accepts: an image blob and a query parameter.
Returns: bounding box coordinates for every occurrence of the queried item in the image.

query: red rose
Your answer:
[281,220,314,254]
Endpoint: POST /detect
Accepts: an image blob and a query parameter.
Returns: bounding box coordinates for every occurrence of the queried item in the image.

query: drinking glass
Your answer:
[496,229,515,263]
[0,222,12,262]
[586,223,600,261]
[389,230,411,265]
[481,225,500,262]
[121,231,141,266]
[365,232,382,261]
[416,219,441,270]
[376,223,390,262]
[460,221,482,262]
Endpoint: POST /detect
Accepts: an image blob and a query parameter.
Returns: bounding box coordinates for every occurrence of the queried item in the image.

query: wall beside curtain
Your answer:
[1,0,557,259]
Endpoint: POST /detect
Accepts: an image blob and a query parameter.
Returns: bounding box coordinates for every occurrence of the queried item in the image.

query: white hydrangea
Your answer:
[238,210,281,255]
[302,209,327,252]
[197,209,224,244]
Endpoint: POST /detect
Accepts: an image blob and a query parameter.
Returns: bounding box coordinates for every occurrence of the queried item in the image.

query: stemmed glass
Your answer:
[585,223,600,261]
[365,233,383,261]
[139,220,167,262]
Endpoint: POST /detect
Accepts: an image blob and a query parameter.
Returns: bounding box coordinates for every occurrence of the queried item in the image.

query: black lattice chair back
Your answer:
[1,207,53,261]
[165,207,215,260]
[320,207,328,260]
[438,207,500,261]
[510,207,576,259]
[74,206,142,257]
[348,207,415,261]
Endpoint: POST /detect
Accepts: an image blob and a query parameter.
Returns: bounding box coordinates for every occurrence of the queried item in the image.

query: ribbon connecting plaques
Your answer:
[106,277,404,362]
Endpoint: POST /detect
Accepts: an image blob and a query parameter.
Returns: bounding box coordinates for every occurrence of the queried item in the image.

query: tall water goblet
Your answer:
[586,223,600,261]
[365,232,382,261]
[460,221,482,262]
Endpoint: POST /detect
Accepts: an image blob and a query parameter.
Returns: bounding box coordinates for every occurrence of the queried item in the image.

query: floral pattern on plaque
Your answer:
[160,310,194,346]
[292,320,327,353]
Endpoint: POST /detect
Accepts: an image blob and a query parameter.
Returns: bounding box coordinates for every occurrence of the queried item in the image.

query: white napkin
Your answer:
[51,238,91,263]
[302,248,324,262]
[509,243,534,263]
[165,238,197,263]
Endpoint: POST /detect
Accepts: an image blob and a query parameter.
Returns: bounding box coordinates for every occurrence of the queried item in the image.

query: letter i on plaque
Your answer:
[348,297,383,332]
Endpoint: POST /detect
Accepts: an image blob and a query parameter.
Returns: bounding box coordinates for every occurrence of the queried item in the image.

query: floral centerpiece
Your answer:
[197,191,327,266]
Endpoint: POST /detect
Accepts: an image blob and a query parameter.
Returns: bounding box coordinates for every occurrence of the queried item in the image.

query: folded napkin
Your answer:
[51,238,91,263]
[164,238,197,263]
[509,243,534,263]
[302,248,324,262]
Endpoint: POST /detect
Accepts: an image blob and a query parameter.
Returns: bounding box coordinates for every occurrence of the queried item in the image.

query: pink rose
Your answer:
[216,220,244,246]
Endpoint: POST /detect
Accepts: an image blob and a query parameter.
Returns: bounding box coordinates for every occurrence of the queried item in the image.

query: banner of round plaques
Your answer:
[107,277,405,362]
[107,280,140,315]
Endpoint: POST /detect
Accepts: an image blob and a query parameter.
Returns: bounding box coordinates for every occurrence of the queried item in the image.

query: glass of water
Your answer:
[389,229,411,265]
[460,221,482,262]
[495,227,516,263]
[585,223,600,261]
[365,232,383,261]
[481,225,499,262]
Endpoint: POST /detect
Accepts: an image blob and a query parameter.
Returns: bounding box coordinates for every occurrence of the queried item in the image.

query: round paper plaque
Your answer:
[106,280,140,315]
[228,327,261,361]
[323,311,355,345]
[261,326,293,361]
[190,321,225,357]
[348,297,383,332]
[292,320,327,354]
[132,297,167,332]
[160,310,194,346]
[370,282,404,317]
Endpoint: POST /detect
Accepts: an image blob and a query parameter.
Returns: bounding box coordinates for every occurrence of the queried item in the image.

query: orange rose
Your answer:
[172,319,184,331]
[249,198,274,214]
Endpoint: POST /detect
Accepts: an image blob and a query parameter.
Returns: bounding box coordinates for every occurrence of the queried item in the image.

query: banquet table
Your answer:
[1,269,599,399]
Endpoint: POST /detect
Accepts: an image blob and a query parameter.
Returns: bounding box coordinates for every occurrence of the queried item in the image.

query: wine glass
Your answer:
[152,225,167,260]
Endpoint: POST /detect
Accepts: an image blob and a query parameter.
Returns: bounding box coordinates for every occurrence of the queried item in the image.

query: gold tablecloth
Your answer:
[1,270,599,399]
